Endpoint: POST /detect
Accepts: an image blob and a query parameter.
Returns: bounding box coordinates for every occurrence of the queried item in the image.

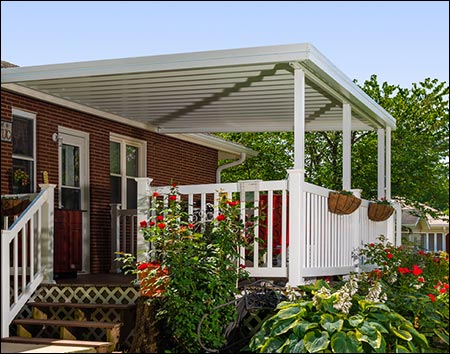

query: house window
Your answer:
[12,109,36,194]
[110,134,146,209]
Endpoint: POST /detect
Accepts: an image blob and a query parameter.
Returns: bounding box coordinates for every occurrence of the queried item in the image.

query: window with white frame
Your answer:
[110,134,146,209]
[12,109,36,194]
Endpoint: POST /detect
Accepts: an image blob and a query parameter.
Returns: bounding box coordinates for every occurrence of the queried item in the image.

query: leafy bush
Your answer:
[119,184,255,353]
[249,276,430,353]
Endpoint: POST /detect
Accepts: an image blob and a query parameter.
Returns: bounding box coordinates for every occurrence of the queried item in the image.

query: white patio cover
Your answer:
[1,43,395,134]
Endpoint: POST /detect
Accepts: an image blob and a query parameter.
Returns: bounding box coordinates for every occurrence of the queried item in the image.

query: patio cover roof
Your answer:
[1,43,396,134]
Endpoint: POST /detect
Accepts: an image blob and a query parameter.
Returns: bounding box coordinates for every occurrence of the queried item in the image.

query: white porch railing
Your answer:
[1,184,55,338]
[111,178,399,285]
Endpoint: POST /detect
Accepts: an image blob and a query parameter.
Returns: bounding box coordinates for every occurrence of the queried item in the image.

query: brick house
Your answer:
[1,60,256,275]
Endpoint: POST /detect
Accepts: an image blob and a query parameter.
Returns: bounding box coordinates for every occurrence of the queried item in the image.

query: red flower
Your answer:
[398,267,410,274]
[412,265,423,276]
[140,220,148,228]
[384,248,390,253]
[418,250,425,255]
[216,214,226,221]
[239,264,246,269]
[149,221,156,226]
[440,288,447,294]
[172,182,177,187]
[138,263,149,271]
[444,283,449,290]
[428,294,436,302]
[157,223,166,229]
[418,277,425,283]
[373,269,382,277]
[156,215,164,221]
[169,195,177,201]
[227,200,239,207]
[369,243,375,247]
[188,223,194,229]
[387,253,393,259]
[152,192,159,197]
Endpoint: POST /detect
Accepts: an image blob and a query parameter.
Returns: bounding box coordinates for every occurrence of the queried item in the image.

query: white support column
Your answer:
[377,129,385,200]
[386,127,391,200]
[39,183,56,284]
[135,177,152,262]
[343,103,352,191]
[287,64,306,286]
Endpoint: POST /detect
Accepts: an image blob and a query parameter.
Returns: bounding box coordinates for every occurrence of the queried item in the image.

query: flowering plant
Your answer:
[250,275,430,353]
[117,182,257,352]
[354,235,449,351]
[14,169,30,187]
[373,196,392,205]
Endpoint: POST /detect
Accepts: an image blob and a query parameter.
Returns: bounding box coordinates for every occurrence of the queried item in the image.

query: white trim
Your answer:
[168,133,258,159]
[57,126,91,273]
[109,133,147,209]
[11,108,37,193]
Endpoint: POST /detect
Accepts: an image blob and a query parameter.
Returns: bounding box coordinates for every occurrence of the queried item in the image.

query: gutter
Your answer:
[216,153,246,183]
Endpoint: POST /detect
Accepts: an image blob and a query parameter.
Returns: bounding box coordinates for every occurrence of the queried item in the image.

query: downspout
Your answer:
[216,153,246,183]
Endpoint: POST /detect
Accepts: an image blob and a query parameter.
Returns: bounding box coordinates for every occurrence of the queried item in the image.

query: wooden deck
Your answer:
[54,273,136,286]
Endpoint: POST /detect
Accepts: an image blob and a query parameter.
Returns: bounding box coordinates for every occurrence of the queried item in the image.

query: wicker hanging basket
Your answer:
[328,192,361,215]
[368,202,395,222]
[1,198,31,217]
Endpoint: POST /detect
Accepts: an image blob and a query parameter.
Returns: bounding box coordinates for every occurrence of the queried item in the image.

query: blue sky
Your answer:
[1,1,448,88]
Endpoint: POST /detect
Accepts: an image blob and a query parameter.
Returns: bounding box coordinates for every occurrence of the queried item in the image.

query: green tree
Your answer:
[216,76,449,213]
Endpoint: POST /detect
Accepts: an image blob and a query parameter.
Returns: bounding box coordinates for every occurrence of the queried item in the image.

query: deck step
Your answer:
[13,318,122,329]
[28,302,136,310]
[2,336,111,353]
[13,319,122,351]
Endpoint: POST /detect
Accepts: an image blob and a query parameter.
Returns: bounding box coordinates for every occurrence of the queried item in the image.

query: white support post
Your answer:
[377,129,385,200]
[350,188,362,259]
[39,183,56,284]
[135,177,152,262]
[110,203,121,273]
[386,127,391,201]
[287,64,306,286]
[343,103,352,191]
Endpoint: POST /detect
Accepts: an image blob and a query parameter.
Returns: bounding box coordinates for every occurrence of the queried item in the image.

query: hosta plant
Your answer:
[249,276,430,353]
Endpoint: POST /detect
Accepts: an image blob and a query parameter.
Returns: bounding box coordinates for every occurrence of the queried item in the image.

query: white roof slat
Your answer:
[2,43,396,132]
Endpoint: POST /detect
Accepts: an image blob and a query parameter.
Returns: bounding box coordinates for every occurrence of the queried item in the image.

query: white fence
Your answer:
[1,184,55,338]
[111,178,399,284]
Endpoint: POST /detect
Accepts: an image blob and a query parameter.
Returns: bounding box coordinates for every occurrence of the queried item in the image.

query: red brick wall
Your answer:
[1,90,218,272]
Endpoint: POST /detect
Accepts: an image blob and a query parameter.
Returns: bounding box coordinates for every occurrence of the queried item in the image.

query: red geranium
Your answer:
[216,214,226,221]
[412,265,423,276]
[156,215,164,221]
[169,195,177,201]
[140,220,148,228]
[157,223,166,229]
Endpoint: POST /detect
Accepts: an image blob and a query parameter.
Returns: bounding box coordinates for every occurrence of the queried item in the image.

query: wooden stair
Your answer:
[2,336,111,353]
[5,283,139,353]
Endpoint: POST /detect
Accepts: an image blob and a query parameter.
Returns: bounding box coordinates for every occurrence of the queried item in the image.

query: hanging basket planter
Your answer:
[1,198,31,217]
[368,202,395,222]
[328,192,361,215]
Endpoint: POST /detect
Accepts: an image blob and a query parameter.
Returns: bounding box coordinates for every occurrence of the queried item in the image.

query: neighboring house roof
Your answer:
[1,60,256,160]
[401,204,449,231]
[1,43,396,134]
[1,60,18,68]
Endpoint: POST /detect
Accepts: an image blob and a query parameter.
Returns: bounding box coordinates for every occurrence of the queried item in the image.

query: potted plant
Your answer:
[368,197,395,221]
[328,189,361,215]
[13,168,30,194]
